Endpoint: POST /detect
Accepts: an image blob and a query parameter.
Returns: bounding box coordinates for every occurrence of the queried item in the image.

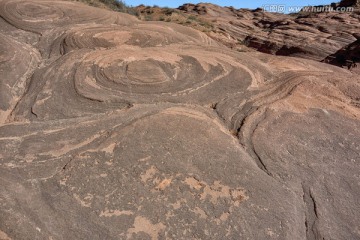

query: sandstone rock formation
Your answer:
[323,35,360,73]
[136,2,360,71]
[1,0,360,239]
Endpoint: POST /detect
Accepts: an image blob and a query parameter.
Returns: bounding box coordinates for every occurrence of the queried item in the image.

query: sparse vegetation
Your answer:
[74,0,138,15]
[99,0,126,10]
[187,15,197,21]
[144,15,153,21]
[133,4,216,32]
[163,7,175,15]
[198,20,214,29]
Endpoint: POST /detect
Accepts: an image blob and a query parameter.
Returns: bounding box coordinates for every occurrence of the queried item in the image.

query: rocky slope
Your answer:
[135,1,360,71]
[323,34,360,73]
[0,0,360,239]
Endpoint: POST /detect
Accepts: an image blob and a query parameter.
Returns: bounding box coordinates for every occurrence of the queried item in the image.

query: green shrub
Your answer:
[144,15,153,21]
[163,7,175,15]
[99,0,127,11]
[187,15,197,21]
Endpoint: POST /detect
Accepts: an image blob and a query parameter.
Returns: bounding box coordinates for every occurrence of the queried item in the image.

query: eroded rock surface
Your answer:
[0,1,360,239]
[136,1,360,71]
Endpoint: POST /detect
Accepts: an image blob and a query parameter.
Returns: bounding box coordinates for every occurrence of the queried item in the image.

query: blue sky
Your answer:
[124,0,333,9]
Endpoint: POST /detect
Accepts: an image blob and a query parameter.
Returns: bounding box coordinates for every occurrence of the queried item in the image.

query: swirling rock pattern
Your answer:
[137,3,360,69]
[0,33,40,123]
[0,1,360,239]
[0,0,136,33]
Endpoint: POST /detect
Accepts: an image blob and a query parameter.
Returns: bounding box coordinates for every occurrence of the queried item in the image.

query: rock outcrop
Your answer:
[0,1,360,239]
[338,0,360,7]
[323,34,360,73]
[136,2,360,71]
